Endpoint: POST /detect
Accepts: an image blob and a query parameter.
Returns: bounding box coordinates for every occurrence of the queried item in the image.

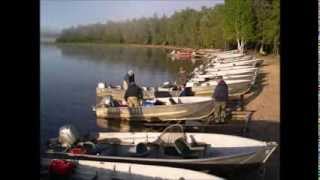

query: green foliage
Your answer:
[224,0,255,45]
[56,1,279,54]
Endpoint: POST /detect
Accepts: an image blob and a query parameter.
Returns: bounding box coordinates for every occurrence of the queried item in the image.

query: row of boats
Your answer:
[93,49,262,122]
[42,49,277,180]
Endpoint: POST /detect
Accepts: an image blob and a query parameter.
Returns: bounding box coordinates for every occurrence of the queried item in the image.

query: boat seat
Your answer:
[130,143,151,157]
[174,137,205,158]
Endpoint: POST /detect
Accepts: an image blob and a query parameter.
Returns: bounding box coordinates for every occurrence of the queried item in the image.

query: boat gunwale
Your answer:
[97,97,214,110]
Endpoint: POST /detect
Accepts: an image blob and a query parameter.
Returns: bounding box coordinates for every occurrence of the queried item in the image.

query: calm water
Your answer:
[40,43,196,148]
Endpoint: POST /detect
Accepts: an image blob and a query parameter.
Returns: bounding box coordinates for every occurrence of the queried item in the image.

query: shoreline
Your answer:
[41,41,220,51]
[41,41,279,58]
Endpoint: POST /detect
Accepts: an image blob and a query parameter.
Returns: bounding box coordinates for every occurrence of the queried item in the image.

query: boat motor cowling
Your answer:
[97,82,105,89]
[58,125,79,148]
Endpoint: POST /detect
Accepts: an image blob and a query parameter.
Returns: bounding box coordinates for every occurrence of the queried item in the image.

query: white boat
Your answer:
[206,66,257,73]
[212,56,253,63]
[41,158,224,180]
[46,124,278,172]
[204,66,256,72]
[94,96,216,121]
[215,53,245,59]
[193,79,253,87]
[190,74,256,83]
[208,59,263,68]
[213,50,242,56]
[194,68,258,78]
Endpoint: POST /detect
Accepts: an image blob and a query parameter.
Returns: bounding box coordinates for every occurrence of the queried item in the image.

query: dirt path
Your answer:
[245,55,280,121]
[243,55,280,180]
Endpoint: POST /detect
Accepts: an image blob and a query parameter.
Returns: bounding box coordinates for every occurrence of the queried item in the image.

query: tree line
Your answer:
[56,0,279,55]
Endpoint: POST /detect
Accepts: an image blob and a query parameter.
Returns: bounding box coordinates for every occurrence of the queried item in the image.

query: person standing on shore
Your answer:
[122,70,135,90]
[212,76,229,123]
[176,67,188,91]
[124,82,143,108]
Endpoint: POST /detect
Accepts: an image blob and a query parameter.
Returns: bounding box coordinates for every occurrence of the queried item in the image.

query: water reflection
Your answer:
[96,118,148,132]
[55,43,198,75]
[41,43,199,145]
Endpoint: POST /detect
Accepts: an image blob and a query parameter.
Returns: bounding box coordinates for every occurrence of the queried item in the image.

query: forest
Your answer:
[56,0,279,55]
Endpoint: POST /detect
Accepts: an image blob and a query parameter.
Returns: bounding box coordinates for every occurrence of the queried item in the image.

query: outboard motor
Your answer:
[58,125,79,148]
[97,82,106,89]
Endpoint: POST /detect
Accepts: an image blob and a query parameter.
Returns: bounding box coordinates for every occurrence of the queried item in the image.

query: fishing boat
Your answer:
[41,158,223,180]
[209,50,240,58]
[45,124,278,172]
[187,79,253,87]
[190,75,256,85]
[169,50,193,60]
[96,79,252,101]
[193,68,259,79]
[215,53,245,59]
[184,79,254,97]
[96,84,156,100]
[208,59,264,68]
[190,74,256,82]
[205,67,257,73]
[211,57,255,65]
[94,96,215,121]
[196,49,222,54]
[213,54,251,60]
[175,52,192,60]
[200,65,256,72]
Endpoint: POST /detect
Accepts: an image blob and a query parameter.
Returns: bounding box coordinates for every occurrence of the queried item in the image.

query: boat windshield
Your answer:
[154,124,186,146]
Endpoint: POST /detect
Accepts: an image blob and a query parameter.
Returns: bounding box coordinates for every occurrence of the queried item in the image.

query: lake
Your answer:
[40,43,196,148]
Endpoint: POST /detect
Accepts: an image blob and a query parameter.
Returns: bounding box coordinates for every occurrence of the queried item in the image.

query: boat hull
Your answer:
[95,98,215,121]
[46,132,277,172]
[41,158,223,180]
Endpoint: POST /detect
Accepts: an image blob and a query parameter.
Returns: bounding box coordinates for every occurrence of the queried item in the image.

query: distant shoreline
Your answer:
[40,41,279,59]
[41,41,207,51]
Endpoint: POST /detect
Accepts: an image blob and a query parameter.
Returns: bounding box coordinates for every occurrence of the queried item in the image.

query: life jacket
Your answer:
[49,159,76,176]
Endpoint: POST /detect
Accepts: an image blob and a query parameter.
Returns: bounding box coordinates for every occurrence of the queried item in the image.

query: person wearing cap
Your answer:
[122,70,135,90]
[176,67,188,91]
[212,76,229,123]
[124,82,143,108]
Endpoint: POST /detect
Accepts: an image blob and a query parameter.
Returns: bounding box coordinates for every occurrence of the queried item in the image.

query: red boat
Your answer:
[175,51,192,59]
[169,50,193,60]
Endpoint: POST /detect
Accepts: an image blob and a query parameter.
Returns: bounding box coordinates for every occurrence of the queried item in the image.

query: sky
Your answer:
[41,0,224,32]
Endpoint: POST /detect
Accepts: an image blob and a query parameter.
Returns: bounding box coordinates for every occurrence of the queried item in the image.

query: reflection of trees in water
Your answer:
[55,44,196,74]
